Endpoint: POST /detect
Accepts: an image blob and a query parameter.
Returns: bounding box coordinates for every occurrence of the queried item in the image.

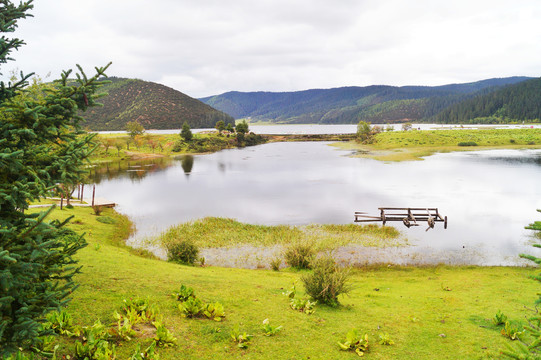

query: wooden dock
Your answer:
[355,207,447,231]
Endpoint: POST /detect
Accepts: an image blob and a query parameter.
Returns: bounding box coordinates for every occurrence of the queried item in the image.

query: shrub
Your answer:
[301,256,352,306]
[171,140,183,152]
[92,205,104,215]
[166,239,199,265]
[284,241,315,269]
[457,141,478,146]
[270,257,281,271]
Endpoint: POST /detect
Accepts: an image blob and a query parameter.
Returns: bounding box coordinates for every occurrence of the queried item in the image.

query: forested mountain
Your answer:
[200,77,532,124]
[431,77,541,124]
[82,77,235,131]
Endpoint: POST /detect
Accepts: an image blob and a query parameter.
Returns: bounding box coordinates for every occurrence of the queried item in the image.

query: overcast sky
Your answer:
[3,0,541,98]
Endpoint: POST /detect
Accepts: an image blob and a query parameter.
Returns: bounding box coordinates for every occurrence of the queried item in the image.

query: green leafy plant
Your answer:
[203,302,226,322]
[493,310,508,326]
[178,297,205,318]
[283,282,297,299]
[74,320,115,360]
[121,297,158,323]
[378,332,394,345]
[112,316,137,341]
[74,337,116,360]
[152,321,177,347]
[166,239,199,265]
[230,326,252,349]
[129,342,159,360]
[289,297,317,315]
[283,241,315,269]
[301,255,352,306]
[261,318,282,336]
[80,320,110,343]
[338,329,369,357]
[172,284,196,302]
[501,321,524,340]
[44,310,78,337]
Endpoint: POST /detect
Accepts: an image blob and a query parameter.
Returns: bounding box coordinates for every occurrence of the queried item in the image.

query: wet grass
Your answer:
[333,128,541,161]
[158,217,405,251]
[24,206,541,359]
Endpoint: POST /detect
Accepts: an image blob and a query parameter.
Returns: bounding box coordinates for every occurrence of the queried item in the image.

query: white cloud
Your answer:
[2,0,540,97]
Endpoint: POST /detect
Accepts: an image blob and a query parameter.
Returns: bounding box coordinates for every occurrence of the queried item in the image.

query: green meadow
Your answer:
[29,205,540,359]
[334,128,541,161]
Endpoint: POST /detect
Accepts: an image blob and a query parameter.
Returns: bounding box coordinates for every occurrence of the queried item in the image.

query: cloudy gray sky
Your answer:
[4,0,541,98]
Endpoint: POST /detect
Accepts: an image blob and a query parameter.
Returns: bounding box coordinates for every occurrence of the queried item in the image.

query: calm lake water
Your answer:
[88,142,541,266]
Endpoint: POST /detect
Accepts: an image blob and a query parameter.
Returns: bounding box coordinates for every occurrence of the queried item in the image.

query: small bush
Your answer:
[457,141,478,146]
[92,205,104,215]
[171,140,183,152]
[167,239,199,265]
[270,257,281,271]
[301,256,352,306]
[284,241,315,269]
[493,310,508,326]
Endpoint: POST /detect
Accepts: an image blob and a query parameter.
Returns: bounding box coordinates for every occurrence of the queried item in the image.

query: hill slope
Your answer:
[200,77,532,124]
[431,77,541,124]
[82,77,235,131]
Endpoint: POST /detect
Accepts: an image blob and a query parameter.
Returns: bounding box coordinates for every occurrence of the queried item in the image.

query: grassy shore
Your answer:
[333,128,541,161]
[26,205,539,359]
[89,132,242,163]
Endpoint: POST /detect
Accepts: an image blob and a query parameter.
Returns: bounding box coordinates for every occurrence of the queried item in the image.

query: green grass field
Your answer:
[334,128,541,161]
[27,205,540,359]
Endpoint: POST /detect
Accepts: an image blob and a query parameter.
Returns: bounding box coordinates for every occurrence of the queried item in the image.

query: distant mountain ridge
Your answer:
[200,77,533,124]
[432,77,541,123]
[83,77,235,131]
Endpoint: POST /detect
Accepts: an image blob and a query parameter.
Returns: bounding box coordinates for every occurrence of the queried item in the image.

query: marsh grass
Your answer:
[159,217,405,251]
[334,128,541,161]
[24,205,541,359]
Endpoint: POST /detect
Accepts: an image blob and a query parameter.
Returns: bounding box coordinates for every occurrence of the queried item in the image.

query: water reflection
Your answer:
[181,155,194,176]
[465,150,541,166]
[89,144,541,266]
[86,157,175,184]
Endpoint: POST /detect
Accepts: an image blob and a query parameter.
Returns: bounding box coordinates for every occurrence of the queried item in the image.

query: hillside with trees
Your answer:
[200,77,532,124]
[431,77,541,124]
[82,77,235,130]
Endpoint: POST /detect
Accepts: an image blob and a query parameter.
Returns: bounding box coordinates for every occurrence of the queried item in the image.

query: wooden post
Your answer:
[92,185,95,207]
[81,184,84,203]
[60,196,63,210]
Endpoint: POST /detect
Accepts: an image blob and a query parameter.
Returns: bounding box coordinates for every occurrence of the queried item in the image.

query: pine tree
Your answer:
[0,1,111,355]
[501,210,541,359]
[181,121,193,141]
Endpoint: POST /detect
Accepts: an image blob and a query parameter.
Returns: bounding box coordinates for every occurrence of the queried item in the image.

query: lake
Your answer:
[87,140,541,267]
[96,123,541,135]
